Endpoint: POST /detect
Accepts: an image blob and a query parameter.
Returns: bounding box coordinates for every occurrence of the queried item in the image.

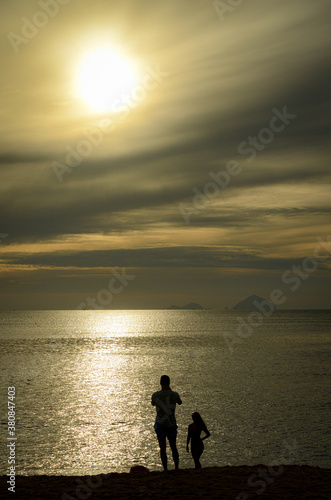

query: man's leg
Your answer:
[168,436,179,469]
[157,437,168,471]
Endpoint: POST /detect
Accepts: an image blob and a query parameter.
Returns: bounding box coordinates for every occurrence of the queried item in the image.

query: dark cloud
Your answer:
[2,245,331,273]
[0,165,329,243]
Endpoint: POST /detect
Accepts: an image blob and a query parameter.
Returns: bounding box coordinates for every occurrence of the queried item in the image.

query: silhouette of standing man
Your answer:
[151,375,182,471]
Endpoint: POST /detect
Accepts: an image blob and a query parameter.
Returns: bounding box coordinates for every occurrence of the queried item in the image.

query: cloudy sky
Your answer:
[1,0,330,310]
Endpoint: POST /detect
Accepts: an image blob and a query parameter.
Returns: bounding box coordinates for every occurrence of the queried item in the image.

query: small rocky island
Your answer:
[232,294,275,311]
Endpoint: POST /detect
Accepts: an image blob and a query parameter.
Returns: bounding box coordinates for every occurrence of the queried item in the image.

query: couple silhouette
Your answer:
[151,375,210,470]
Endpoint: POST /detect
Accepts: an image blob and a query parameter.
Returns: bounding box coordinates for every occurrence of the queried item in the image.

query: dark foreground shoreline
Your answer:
[1,465,330,499]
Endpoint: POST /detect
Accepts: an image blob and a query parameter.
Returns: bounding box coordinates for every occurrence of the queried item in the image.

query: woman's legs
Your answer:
[191,440,204,468]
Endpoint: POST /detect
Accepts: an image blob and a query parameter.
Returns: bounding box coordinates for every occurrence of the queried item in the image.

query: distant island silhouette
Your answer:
[232,294,275,311]
[166,302,204,310]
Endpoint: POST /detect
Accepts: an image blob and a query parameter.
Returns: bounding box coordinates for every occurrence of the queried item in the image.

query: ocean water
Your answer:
[0,310,330,476]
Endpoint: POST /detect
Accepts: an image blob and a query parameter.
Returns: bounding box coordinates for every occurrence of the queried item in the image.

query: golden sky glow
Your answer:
[0,0,330,309]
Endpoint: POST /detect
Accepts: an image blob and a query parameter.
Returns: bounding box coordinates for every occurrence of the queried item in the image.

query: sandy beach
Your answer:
[1,465,330,499]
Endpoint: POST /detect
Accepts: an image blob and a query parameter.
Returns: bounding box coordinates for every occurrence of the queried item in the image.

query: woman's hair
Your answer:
[192,412,208,431]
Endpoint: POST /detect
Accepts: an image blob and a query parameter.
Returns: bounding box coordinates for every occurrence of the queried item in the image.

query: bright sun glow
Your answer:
[77,46,138,113]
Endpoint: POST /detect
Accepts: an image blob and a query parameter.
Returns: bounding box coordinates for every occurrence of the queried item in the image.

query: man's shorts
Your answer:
[154,423,178,439]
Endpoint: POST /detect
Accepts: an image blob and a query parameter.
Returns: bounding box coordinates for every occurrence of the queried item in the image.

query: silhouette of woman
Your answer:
[186,412,210,468]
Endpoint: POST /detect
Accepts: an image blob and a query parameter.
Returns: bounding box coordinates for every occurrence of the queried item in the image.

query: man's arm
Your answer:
[151,393,155,406]
[177,393,182,405]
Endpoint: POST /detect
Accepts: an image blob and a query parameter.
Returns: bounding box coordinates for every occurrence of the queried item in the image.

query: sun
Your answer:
[76,46,139,113]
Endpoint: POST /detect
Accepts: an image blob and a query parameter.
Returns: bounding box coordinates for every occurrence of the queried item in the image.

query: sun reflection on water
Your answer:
[1,310,330,474]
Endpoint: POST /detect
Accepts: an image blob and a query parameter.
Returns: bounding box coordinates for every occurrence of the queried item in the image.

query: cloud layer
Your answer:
[1,0,330,308]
